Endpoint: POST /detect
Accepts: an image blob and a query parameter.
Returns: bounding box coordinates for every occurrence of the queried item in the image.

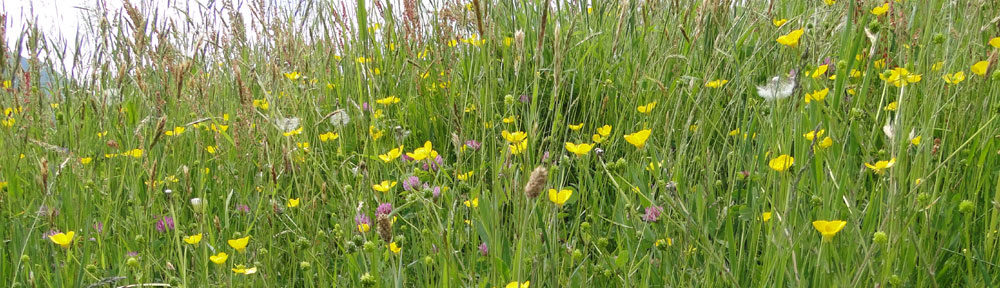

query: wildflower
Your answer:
[319,132,339,142]
[421,155,444,171]
[879,67,922,87]
[818,137,833,149]
[406,141,437,161]
[464,140,482,151]
[478,242,489,256]
[379,146,404,162]
[502,116,518,123]
[811,65,828,79]
[376,202,393,217]
[252,99,270,110]
[524,166,548,198]
[624,129,652,149]
[762,212,772,222]
[772,18,787,27]
[756,74,796,100]
[464,198,479,208]
[402,176,422,191]
[991,37,1000,49]
[389,242,402,254]
[228,236,251,252]
[548,189,573,206]
[457,171,474,181]
[643,206,663,222]
[376,96,401,105]
[803,129,826,141]
[637,101,657,113]
[509,141,528,155]
[156,216,175,232]
[568,123,584,131]
[564,142,594,156]
[865,158,896,174]
[122,149,143,158]
[871,3,889,16]
[768,154,794,172]
[205,146,217,154]
[971,60,990,76]
[49,231,75,248]
[943,71,966,84]
[1,117,14,127]
[377,213,393,242]
[164,126,185,136]
[183,233,202,245]
[910,136,921,146]
[502,130,528,144]
[812,220,847,242]
[505,281,530,288]
[80,157,92,165]
[824,0,835,5]
[931,61,945,71]
[209,252,228,264]
[283,127,303,137]
[284,71,301,81]
[805,88,829,103]
[356,214,372,233]
[287,198,300,208]
[372,180,397,192]
[884,101,898,111]
[776,28,804,48]
[655,238,673,247]
[232,265,258,275]
[705,79,729,88]
[370,126,384,140]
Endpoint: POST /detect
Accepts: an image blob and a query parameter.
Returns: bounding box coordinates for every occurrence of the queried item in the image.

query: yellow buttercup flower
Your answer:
[768,154,794,172]
[637,101,657,113]
[369,126,384,140]
[457,171,474,181]
[971,60,990,76]
[122,149,143,158]
[183,233,203,245]
[823,0,835,5]
[596,125,612,137]
[705,79,729,88]
[287,198,300,208]
[376,96,401,105]
[818,137,833,149]
[803,129,826,141]
[228,236,251,252]
[509,141,528,155]
[252,99,270,110]
[164,126,185,136]
[548,189,573,206]
[319,132,339,142]
[990,37,1000,49]
[49,231,75,248]
[505,281,530,288]
[805,88,829,103]
[777,29,804,48]
[772,18,787,27]
[943,71,965,85]
[910,136,921,146]
[884,101,898,111]
[372,180,397,192]
[811,65,828,79]
[379,146,404,162]
[812,220,847,242]
[464,197,479,208]
[879,67,921,87]
[865,158,896,174]
[502,130,527,144]
[564,142,594,156]
[232,265,258,275]
[205,146,217,154]
[502,115,518,123]
[624,129,652,149]
[762,212,772,222]
[282,127,303,137]
[871,2,889,16]
[358,223,371,233]
[406,141,437,161]
[568,123,584,131]
[210,252,229,264]
[80,157,93,165]
[389,242,402,254]
[284,71,301,81]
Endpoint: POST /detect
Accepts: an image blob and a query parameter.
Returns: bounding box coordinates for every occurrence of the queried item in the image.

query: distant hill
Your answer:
[7,56,61,96]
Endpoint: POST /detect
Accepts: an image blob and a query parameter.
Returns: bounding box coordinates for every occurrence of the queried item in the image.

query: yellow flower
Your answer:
[205,146,217,154]
[379,146,404,162]
[768,154,794,172]
[850,69,863,78]
[871,2,889,16]
[284,71,301,81]
[705,79,729,88]
[910,136,921,146]
[818,137,833,149]
[592,125,612,143]
[123,149,143,158]
[358,223,371,233]
[376,96,401,105]
[548,189,573,206]
[372,180,397,192]
[282,127,303,137]
[931,61,945,71]
[762,212,772,222]
[228,236,251,252]
[80,157,92,165]
[319,132,339,142]
[406,141,437,161]
[164,126,185,136]
[502,115,518,123]
[637,101,657,113]
[1,117,15,127]
[464,197,479,208]
[509,141,528,155]
[991,37,1000,49]
[879,67,921,87]
[823,0,835,5]
[369,126,384,140]
[505,281,530,288]
[389,242,402,254]
[209,252,229,264]
[971,60,990,76]
[865,158,896,174]
[624,129,652,149]
[811,65,828,79]
[943,71,965,84]
[502,130,527,144]
[884,101,898,111]
[49,231,75,248]
[772,18,787,27]
[457,171,474,181]
[812,220,847,242]
[564,142,594,156]
[232,265,258,275]
[654,238,673,247]
[287,198,300,208]
[568,123,584,131]
[252,99,269,110]
[183,233,202,245]
[804,88,829,103]
[776,29,804,48]
[728,128,741,136]
[803,129,826,141]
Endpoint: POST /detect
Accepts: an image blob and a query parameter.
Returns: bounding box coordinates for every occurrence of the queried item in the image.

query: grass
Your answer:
[2,0,1000,286]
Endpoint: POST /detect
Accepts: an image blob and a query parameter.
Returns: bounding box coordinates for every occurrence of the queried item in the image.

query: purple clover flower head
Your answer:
[421,155,443,171]
[431,186,442,198]
[155,216,175,232]
[237,204,250,213]
[127,251,139,257]
[464,140,481,151]
[355,213,371,227]
[376,203,393,217]
[643,206,663,222]
[478,242,488,256]
[362,102,370,111]
[519,94,530,103]
[93,222,104,234]
[403,176,422,191]
[401,153,414,162]
[42,229,60,240]
[541,151,551,163]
